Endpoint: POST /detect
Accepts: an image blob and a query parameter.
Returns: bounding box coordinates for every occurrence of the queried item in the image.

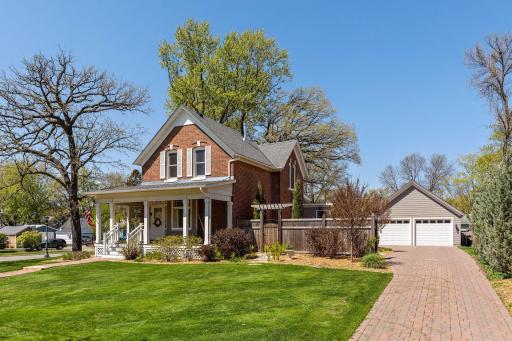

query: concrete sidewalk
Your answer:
[0,254,62,262]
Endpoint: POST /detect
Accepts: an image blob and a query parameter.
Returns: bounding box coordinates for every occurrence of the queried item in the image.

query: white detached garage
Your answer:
[379,182,464,246]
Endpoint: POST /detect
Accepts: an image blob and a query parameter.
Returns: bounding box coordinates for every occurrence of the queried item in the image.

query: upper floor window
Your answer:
[194,148,205,177]
[289,162,296,189]
[168,151,178,178]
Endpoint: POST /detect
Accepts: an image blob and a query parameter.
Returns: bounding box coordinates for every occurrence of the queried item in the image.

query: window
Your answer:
[316,210,327,218]
[289,163,296,189]
[167,151,177,178]
[194,148,205,176]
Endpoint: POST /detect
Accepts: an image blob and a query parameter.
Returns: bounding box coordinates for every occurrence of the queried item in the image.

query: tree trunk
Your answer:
[69,195,83,251]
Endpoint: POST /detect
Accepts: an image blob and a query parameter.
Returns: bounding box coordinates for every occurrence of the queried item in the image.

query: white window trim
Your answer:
[193,147,206,179]
[289,162,296,191]
[165,150,178,182]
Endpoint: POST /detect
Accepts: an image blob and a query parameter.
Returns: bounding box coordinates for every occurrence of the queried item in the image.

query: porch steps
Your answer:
[100,252,125,260]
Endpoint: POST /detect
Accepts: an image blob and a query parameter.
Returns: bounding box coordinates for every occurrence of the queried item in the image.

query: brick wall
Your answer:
[279,151,304,218]
[142,124,232,181]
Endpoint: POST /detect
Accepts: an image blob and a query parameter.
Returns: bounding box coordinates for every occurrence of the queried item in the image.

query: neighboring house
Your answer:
[303,202,333,218]
[379,181,465,246]
[0,225,31,248]
[56,218,94,245]
[86,105,308,256]
[29,225,57,241]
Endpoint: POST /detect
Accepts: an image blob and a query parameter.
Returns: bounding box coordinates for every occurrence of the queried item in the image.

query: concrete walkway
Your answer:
[351,246,512,341]
[0,254,62,262]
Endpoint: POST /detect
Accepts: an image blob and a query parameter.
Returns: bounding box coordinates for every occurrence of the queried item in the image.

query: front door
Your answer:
[149,204,166,241]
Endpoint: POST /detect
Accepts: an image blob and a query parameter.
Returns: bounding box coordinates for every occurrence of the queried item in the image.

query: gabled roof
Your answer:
[58,218,93,234]
[388,181,464,218]
[133,105,308,177]
[0,225,30,236]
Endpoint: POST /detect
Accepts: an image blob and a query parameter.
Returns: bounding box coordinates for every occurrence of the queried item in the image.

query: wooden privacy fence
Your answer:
[238,218,374,252]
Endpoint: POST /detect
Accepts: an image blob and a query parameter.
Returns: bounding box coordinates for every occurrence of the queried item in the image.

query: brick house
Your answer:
[86,105,307,257]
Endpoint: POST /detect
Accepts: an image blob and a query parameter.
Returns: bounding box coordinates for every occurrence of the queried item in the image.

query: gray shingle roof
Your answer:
[258,140,298,169]
[190,110,275,167]
[0,225,30,236]
[59,218,93,234]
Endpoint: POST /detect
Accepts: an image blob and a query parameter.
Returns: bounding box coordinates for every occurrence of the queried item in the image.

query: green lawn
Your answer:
[0,257,62,273]
[0,262,391,340]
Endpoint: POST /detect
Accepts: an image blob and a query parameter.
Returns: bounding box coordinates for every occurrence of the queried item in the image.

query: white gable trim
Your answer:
[134,106,236,166]
[293,142,309,179]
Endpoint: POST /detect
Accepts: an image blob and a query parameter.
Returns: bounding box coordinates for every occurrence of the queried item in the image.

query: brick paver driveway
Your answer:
[352,246,512,340]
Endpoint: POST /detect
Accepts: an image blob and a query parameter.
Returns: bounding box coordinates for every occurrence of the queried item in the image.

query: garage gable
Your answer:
[387,182,464,219]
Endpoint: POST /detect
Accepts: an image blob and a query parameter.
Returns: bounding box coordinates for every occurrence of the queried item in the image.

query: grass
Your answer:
[458,246,512,313]
[0,262,391,340]
[0,256,62,273]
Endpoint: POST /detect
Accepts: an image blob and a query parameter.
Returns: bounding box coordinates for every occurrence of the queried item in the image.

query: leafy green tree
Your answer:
[0,233,6,249]
[159,19,290,135]
[126,169,142,186]
[472,163,512,274]
[292,180,303,218]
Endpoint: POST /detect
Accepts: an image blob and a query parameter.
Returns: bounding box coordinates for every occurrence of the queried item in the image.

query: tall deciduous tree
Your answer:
[159,19,290,135]
[424,153,453,193]
[258,87,360,202]
[379,165,401,193]
[466,33,512,163]
[400,153,426,183]
[0,51,149,251]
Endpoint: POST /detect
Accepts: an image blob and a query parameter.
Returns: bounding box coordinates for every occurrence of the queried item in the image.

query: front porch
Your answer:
[88,178,234,258]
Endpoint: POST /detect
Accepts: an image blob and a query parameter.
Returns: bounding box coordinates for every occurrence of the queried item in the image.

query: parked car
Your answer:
[81,235,93,246]
[37,239,67,250]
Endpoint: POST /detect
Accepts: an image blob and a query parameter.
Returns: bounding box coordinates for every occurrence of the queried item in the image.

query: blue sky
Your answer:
[0,1,507,187]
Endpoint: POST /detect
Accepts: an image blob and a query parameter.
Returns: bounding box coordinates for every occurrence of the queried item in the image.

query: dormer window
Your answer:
[194,148,205,177]
[168,151,178,178]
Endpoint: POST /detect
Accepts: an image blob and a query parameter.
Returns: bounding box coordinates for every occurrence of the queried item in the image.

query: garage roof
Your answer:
[388,181,464,218]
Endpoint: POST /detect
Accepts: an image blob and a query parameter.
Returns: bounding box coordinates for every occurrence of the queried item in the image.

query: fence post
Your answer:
[277,209,282,244]
[371,213,378,253]
[259,209,264,252]
[322,213,326,228]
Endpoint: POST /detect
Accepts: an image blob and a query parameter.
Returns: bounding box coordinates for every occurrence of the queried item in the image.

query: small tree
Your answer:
[331,179,388,262]
[291,179,303,218]
[16,231,41,250]
[0,233,6,249]
[253,181,266,219]
[472,163,512,274]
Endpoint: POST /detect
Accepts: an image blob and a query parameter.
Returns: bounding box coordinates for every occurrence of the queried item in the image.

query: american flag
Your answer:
[85,208,94,227]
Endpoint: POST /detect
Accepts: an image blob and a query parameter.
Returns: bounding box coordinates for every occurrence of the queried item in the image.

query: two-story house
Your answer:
[87,105,307,256]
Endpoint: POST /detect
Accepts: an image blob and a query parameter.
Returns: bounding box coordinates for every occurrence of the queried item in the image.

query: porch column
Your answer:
[204,198,211,244]
[143,200,149,244]
[183,198,189,238]
[227,201,233,228]
[109,202,115,231]
[95,202,101,243]
[126,206,131,238]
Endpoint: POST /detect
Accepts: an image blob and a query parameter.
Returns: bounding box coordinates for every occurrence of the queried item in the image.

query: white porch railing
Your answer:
[103,224,120,255]
[127,223,144,245]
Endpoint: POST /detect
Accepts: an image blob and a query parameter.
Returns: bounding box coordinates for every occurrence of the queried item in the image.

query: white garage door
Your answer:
[379,219,411,245]
[415,219,452,246]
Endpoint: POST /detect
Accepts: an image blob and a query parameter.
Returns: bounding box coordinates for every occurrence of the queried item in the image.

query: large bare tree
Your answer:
[379,165,401,193]
[399,153,426,183]
[424,153,453,194]
[0,51,149,251]
[466,33,512,163]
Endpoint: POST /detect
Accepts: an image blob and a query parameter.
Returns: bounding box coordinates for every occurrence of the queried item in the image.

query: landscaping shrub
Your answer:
[198,244,219,262]
[350,230,369,258]
[0,233,6,249]
[264,242,288,261]
[472,163,512,274]
[121,242,141,260]
[153,235,202,262]
[145,250,164,261]
[211,228,254,259]
[16,231,41,250]
[63,251,93,260]
[361,253,386,269]
[305,228,344,258]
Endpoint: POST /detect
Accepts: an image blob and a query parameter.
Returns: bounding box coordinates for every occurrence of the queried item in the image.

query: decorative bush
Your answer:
[153,235,202,262]
[305,228,344,258]
[121,242,141,260]
[211,228,254,260]
[16,231,41,250]
[264,242,288,261]
[361,253,386,269]
[145,250,164,261]
[63,251,93,261]
[0,233,6,249]
[198,244,219,262]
